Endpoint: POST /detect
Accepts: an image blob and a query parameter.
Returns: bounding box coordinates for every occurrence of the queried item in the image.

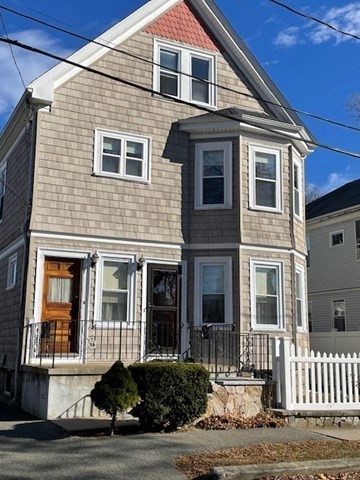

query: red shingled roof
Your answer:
[144,1,219,52]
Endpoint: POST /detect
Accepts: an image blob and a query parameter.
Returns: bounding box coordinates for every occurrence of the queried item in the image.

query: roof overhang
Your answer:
[179,111,314,156]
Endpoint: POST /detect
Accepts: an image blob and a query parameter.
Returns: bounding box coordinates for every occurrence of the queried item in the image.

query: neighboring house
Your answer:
[0,0,313,418]
[307,179,360,336]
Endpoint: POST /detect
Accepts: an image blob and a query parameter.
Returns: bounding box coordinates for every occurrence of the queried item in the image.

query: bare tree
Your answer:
[347,93,360,122]
[305,184,321,204]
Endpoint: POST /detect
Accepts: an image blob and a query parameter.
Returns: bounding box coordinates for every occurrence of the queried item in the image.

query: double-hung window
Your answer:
[293,155,303,220]
[250,146,282,212]
[94,129,150,183]
[251,260,283,329]
[7,254,17,290]
[194,257,232,325]
[0,163,6,222]
[355,221,360,260]
[333,299,346,331]
[195,142,232,209]
[295,266,305,330]
[95,254,136,324]
[155,40,216,107]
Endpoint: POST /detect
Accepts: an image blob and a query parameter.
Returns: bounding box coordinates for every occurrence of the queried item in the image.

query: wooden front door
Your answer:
[41,258,81,355]
[146,264,181,356]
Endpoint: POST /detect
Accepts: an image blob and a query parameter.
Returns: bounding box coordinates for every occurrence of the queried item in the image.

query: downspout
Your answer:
[288,145,297,353]
[13,97,38,404]
[238,135,243,333]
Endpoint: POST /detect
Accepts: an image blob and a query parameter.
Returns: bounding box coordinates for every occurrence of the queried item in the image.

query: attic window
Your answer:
[154,40,216,107]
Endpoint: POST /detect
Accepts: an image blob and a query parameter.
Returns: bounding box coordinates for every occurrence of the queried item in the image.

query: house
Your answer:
[0,0,313,419]
[307,180,360,345]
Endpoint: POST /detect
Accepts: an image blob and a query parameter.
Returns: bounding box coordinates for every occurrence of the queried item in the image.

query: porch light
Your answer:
[91,252,100,267]
[137,256,145,271]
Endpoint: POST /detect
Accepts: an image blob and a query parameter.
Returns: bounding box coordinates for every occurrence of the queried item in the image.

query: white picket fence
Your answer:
[273,338,360,411]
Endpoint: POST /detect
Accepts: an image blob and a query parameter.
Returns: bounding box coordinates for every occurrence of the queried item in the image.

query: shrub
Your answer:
[129,362,210,431]
[91,361,138,435]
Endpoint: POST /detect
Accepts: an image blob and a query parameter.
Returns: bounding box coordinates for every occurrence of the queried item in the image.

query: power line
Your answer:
[269,0,360,42]
[0,11,26,89]
[1,4,360,134]
[0,174,31,209]
[1,34,359,160]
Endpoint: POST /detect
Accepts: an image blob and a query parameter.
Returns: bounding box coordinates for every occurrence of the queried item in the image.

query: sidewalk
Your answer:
[0,402,359,480]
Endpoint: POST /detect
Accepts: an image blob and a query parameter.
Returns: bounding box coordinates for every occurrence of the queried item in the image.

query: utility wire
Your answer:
[1,35,359,160]
[0,11,26,89]
[269,0,360,42]
[0,174,31,208]
[1,4,360,134]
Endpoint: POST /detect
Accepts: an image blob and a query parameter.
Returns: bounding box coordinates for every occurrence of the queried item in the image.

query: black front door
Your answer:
[146,264,181,356]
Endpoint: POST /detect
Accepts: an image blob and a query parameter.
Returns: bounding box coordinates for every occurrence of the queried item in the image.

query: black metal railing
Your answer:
[23,319,182,368]
[23,320,270,379]
[186,325,270,379]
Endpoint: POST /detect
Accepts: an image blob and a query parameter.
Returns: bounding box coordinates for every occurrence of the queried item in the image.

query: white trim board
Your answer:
[0,236,25,261]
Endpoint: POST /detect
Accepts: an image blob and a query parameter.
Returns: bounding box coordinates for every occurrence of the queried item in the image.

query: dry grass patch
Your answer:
[176,440,360,479]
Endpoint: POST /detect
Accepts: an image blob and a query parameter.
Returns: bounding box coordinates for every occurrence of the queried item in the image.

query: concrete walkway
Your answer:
[0,403,357,480]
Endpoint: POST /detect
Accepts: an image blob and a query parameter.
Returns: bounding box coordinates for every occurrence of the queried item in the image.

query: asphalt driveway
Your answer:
[0,403,337,480]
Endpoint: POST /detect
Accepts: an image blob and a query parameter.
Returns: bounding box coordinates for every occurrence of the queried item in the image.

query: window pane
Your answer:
[160,50,178,70]
[203,150,224,176]
[160,72,178,96]
[48,278,72,303]
[256,267,277,296]
[334,301,345,317]
[256,180,276,208]
[127,142,143,159]
[192,57,210,80]
[203,294,225,323]
[334,317,345,331]
[103,137,121,155]
[102,291,127,321]
[103,261,128,290]
[256,296,277,325]
[102,155,120,173]
[192,79,209,103]
[203,178,224,205]
[295,190,300,216]
[126,159,143,177]
[203,265,224,294]
[153,271,177,307]
[294,164,299,188]
[296,272,302,298]
[255,152,276,180]
[297,299,302,327]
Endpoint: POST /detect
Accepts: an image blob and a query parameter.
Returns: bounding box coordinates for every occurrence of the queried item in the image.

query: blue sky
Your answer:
[0,0,359,192]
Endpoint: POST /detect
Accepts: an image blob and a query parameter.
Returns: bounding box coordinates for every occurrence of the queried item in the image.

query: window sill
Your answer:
[249,206,283,215]
[92,172,150,185]
[195,204,233,211]
[251,326,285,333]
[152,93,216,110]
[6,286,15,291]
[93,320,136,329]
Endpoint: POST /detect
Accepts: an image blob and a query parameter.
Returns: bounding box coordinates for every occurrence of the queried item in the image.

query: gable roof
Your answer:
[306,179,360,220]
[3,0,314,152]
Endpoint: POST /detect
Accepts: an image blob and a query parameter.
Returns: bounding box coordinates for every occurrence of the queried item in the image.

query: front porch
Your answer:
[21,320,272,419]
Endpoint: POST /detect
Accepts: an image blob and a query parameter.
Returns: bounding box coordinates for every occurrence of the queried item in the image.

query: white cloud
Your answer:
[320,167,357,193]
[273,2,360,47]
[0,29,72,129]
[262,59,280,67]
[273,27,300,47]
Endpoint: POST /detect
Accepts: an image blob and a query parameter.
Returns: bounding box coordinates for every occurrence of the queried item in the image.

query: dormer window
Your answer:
[154,40,216,107]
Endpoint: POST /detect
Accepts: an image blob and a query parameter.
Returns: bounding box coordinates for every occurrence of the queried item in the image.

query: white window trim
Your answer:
[249,145,282,213]
[93,128,151,184]
[295,265,306,331]
[6,253,17,290]
[332,299,346,331]
[94,252,137,328]
[293,155,303,221]
[154,39,216,108]
[195,141,232,209]
[0,162,7,224]
[250,259,284,331]
[194,256,232,327]
[329,229,344,247]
